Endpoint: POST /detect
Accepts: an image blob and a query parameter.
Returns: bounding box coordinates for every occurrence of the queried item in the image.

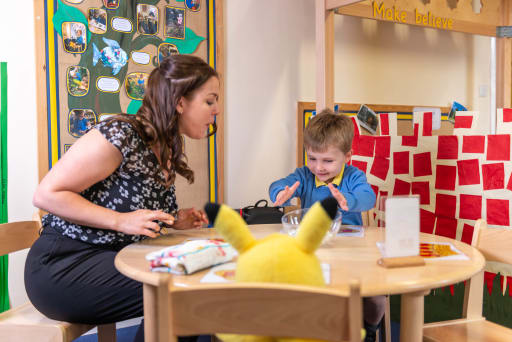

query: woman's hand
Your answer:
[115,209,175,238]
[327,183,348,211]
[172,208,208,230]
[273,181,300,206]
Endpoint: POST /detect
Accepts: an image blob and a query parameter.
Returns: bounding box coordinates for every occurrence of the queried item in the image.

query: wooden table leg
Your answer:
[400,291,425,342]
[143,283,158,342]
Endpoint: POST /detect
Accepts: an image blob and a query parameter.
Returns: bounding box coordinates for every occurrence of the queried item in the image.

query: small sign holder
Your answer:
[377,196,425,268]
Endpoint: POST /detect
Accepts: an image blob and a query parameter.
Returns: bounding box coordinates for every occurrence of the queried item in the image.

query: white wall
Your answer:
[4,0,491,311]
[224,0,491,208]
[0,2,39,307]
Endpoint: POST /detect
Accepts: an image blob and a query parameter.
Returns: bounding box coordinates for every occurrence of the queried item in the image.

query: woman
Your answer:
[25,55,220,341]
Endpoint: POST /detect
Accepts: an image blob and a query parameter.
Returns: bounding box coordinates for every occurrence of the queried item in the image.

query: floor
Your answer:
[73,322,401,342]
[73,326,212,342]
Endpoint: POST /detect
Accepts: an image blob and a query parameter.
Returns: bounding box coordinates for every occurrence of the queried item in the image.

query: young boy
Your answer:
[268,108,384,342]
[269,108,375,225]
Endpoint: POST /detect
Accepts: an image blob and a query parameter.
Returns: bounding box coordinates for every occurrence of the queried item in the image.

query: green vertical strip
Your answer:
[0,61,9,313]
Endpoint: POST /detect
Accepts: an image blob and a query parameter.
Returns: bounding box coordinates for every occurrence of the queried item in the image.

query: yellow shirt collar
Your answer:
[315,164,345,188]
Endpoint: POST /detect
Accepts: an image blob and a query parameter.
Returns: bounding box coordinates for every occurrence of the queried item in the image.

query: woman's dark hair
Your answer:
[108,55,218,186]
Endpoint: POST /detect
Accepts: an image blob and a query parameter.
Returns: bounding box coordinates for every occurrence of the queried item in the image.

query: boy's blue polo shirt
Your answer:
[269,164,376,226]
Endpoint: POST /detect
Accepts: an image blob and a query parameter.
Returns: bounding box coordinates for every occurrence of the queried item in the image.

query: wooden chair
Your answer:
[156,279,364,342]
[423,219,512,341]
[0,219,116,342]
[361,209,376,228]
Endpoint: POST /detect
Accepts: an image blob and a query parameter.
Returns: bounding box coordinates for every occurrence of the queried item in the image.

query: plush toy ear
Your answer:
[205,203,256,253]
[295,197,337,254]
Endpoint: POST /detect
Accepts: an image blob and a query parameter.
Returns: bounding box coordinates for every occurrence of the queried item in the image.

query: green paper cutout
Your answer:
[0,62,8,314]
[127,100,142,115]
[165,27,205,54]
[176,0,185,2]
[53,0,91,43]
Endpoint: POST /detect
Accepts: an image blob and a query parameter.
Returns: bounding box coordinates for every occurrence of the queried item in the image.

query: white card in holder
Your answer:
[384,196,420,258]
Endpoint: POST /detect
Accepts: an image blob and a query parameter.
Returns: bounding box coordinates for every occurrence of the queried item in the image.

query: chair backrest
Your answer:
[476,220,512,265]
[361,209,376,227]
[459,219,512,320]
[0,221,40,255]
[158,280,363,342]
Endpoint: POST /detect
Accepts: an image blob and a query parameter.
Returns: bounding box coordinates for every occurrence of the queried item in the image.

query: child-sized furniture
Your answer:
[0,219,116,342]
[159,280,364,342]
[423,219,512,341]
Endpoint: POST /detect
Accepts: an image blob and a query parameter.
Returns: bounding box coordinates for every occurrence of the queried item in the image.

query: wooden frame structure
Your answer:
[316,0,512,112]
[297,101,451,167]
[32,0,225,202]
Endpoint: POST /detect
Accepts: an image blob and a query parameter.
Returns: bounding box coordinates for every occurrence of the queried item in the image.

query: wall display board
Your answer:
[354,108,512,326]
[33,0,224,207]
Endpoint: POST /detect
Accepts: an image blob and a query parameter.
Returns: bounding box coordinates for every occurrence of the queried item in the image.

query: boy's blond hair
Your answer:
[304,108,354,154]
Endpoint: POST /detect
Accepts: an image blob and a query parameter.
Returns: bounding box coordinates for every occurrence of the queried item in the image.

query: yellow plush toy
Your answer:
[204,197,339,342]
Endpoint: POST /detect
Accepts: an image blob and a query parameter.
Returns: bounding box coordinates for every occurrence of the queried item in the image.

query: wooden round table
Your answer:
[115,225,485,342]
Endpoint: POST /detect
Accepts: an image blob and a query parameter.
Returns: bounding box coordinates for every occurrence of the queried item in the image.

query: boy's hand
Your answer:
[273,181,300,206]
[327,183,348,211]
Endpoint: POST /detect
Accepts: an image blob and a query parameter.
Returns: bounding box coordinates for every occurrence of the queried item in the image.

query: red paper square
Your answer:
[482,163,505,190]
[487,135,511,161]
[486,198,510,226]
[351,117,360,136]
[413,152,432,177]
[503,108,512,122]
[402,123,418,147]
[422,112,432,136]
[371,185,379,198]
[351,160,368,173]
[370,157,389,181]
[393,151,409,174]
[357,135,375,157]
[435,193,457,218]
[462,136,485,154]
[412,181,430,205]
[457,159,480,185]
[484,272,497,295]
[380,113,389,135]
[378,191,388,211]
[454,116,473,128]
[435,165,457,190]
[420,209,436,234]
[459,194,482,220]
[352,135,360,155]
[392,178,410,196]
[507,173,512,191]
[435,217,458,239]
[460,223,475,245]
[374,136,390,158]
[437,136,459,159]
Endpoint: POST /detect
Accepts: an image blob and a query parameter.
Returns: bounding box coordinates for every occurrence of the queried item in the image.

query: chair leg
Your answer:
[98,323,116,342]
[378,296,391,342]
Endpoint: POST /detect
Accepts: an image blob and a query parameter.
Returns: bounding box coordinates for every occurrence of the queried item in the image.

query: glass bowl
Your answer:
[281,208,342,244]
